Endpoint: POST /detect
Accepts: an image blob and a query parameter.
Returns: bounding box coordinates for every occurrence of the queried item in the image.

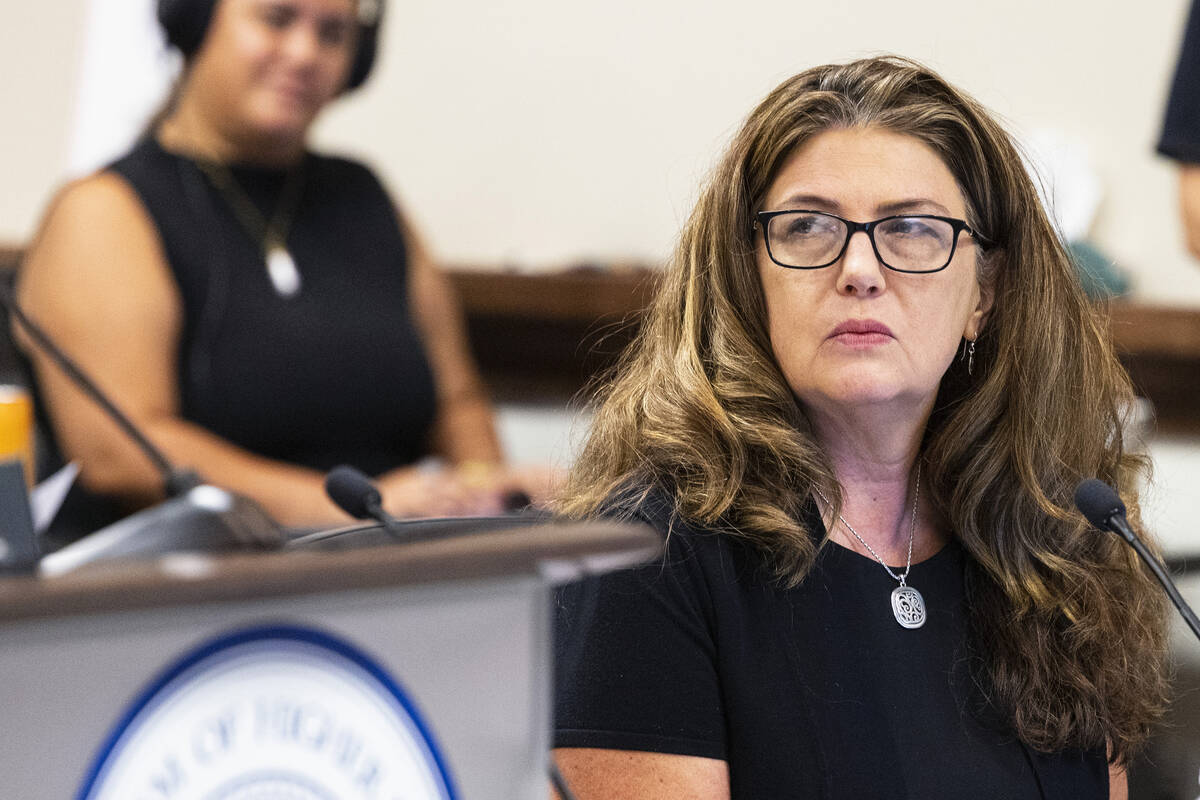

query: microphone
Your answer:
[1074,479,1133,542]
[324,465,406,539]
[1074,478,1200,642]
[0,282,198,497]
[325,461,531,515]
[0,281,283,570]
[303,464,552,551]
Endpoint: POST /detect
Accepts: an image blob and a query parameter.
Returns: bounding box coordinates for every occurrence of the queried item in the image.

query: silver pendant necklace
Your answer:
[265,238,302,298]
[194,158,306,299]
[815,463,926,629]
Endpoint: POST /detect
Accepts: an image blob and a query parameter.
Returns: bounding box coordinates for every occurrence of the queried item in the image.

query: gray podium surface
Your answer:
[0,520,659,799]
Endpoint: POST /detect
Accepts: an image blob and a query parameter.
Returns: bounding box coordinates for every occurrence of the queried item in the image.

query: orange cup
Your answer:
[0,385,34,488]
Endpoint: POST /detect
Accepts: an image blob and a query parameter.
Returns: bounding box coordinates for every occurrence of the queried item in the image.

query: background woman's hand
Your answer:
[454,461,564,509]
[375,460,564,519]
[376,463,505,519]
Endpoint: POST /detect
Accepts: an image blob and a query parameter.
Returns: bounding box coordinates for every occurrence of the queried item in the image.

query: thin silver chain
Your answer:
[814,462,921,587]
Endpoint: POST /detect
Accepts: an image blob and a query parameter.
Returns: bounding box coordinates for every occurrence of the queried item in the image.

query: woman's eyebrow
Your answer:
[769,195,957,217]
[875,198,955,216]
[772,193,842,212]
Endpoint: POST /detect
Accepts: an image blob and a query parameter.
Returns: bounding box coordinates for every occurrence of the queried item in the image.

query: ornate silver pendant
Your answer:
[266,245,302,298]
[890,585,926,629]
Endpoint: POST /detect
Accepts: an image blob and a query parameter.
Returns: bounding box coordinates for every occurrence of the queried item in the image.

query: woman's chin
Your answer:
[801,376,926,414]
[242,104,319,147]
[256,117,309,143]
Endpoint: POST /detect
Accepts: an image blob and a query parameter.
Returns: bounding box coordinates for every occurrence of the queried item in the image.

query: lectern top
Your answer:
[0,520,660,623]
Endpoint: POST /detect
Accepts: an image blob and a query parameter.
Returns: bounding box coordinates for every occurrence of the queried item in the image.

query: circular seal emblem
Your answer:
[77,625,458,800]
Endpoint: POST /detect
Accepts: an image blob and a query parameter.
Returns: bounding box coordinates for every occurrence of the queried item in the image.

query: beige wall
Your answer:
[3,1,89,245]
[5,0,1200,305]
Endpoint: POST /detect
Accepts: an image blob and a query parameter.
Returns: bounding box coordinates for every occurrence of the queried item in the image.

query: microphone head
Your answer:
[324,465,383,520]
[1074,478,1126,531]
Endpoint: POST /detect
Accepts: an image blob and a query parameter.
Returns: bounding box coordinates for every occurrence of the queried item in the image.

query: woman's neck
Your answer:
[158,99,305,168]
[808,400,945,565]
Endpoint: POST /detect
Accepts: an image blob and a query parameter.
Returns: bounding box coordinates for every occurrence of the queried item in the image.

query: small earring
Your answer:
[967,339,976,376]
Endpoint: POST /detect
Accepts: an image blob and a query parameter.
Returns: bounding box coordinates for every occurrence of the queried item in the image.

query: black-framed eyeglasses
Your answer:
[754,209,987,274]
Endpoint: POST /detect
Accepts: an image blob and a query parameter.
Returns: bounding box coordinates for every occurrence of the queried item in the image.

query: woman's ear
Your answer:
[965,281,995,340]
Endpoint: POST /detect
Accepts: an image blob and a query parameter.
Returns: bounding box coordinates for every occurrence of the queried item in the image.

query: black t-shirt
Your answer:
[554,492,1108,798]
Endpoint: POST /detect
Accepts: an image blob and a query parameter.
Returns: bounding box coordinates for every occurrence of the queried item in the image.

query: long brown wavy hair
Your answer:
[559,56,1169,762]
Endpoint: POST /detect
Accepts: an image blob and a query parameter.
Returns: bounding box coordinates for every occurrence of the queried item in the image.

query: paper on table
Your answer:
[31,462,79,534]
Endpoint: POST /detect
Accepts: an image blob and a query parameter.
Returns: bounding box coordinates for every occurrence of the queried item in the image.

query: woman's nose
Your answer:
[836,230,886,296]
[281,25,322,66]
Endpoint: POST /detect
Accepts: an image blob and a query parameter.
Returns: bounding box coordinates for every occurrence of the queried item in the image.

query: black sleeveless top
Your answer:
[108,136,438,477]
[555,492,1109,798]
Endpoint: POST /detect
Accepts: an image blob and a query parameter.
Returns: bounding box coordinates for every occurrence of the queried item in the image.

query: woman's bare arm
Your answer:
[399,224,567,507]
[1179,165,1200,261]
[1109,758,1128,800]
[402,220,503,465]
[552,748,729,800]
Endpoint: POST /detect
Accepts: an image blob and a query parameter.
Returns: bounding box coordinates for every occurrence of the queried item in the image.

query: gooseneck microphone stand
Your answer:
[1075,478,1200,643]
[0,282,282,574]
[0,283,199,497]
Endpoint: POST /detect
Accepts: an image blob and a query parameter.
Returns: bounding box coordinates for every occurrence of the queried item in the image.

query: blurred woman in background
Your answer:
[20,0,536,536]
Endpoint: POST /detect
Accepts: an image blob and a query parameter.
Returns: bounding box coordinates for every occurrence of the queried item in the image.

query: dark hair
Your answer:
[157,0,385,90]
[560,55,1168,763]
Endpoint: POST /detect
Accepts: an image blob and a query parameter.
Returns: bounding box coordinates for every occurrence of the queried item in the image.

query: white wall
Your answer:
[316,0,1200,303]
[3,3,88,244]
[3,0,1199,550]
[1144,435,1200,555]
[67,0,178,175]
[5,0,1200,304]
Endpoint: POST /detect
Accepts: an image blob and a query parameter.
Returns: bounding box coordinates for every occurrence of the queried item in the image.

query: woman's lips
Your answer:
[828,319,895,347]
[271,79,320,108]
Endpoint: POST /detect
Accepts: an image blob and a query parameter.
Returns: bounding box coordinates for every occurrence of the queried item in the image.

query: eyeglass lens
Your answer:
[767,212,956,271]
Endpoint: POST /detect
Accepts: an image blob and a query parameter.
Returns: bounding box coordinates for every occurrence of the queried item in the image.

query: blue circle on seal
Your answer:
[76,624,459,800]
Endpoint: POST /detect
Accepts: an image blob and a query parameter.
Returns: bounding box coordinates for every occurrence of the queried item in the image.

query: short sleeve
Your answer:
[1160,0,1200,162]
[553,515,726,760]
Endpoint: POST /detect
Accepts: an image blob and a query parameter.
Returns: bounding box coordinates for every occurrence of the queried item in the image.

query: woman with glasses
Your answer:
[553,57,1166,799]
[19,0,536,537]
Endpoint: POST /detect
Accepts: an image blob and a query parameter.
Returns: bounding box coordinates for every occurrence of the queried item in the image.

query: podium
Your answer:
[0,520,659,799]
